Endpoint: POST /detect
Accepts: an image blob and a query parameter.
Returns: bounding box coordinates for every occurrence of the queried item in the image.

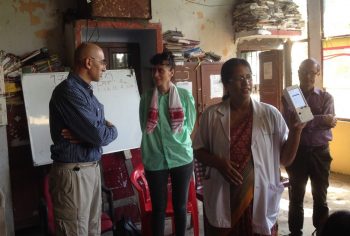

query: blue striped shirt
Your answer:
[49,73,118,163]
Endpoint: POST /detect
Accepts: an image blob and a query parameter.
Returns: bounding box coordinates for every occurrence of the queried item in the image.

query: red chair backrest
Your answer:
[130,164,199,236]
[43,175,55,235]
[130,164,197,211]
[129,164,151,213]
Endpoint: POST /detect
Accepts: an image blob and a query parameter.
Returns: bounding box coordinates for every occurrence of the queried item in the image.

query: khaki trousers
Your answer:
[0,189,6,236]
[49,161,102,236]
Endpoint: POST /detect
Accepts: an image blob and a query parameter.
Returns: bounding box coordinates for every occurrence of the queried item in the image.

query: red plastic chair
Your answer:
[194,159,205,201]
[130,164,199,236]
[39,174,116,236]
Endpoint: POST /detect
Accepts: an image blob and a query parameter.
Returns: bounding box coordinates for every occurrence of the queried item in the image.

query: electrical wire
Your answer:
[184,0,232,7]
[88,21,98,42]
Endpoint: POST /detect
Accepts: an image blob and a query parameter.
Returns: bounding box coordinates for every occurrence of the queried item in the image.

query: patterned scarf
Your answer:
[146,82,184,134]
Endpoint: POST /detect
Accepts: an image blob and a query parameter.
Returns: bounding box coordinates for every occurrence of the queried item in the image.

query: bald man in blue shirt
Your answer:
[49,43,118,235]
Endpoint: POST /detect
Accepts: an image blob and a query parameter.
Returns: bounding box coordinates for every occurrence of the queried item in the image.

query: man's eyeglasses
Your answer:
[90,57,107,66]
[227,74,253,83]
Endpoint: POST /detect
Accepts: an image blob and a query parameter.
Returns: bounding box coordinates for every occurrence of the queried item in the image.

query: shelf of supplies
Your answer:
[235,29,302,41]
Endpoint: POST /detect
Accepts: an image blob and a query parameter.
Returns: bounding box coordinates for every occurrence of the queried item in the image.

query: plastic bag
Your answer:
[116,216,141,236]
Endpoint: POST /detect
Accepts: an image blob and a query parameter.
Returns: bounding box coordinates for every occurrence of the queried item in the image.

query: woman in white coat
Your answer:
[193,58,304,236]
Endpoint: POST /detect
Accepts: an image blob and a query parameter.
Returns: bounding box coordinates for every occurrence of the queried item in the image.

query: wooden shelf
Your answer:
[235,29,302,42]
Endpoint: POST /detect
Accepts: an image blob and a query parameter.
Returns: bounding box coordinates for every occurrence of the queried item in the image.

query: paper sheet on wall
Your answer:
[0,97,7,126]
[263,62,273,80]
[210,74,223,99]
[176,81,192,93]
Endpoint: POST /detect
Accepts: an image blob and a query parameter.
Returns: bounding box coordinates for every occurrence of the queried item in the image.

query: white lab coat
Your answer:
[193,98,288,235]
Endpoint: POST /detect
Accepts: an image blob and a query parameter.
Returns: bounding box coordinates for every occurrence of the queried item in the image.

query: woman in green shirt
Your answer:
[139,52,196,236]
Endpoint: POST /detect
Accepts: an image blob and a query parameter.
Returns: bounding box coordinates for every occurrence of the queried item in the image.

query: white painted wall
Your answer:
[151,0,237,59]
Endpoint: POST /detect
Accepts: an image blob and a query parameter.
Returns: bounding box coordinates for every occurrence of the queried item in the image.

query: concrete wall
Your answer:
[151,0,237,60]
[0,0,76,59]
[307,0,323,88]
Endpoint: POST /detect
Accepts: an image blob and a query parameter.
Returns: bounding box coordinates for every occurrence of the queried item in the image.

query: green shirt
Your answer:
[139,87,196,171]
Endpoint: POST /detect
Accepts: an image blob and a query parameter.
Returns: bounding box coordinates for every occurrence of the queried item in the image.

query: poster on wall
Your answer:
[176,81,192,93]
[210,74,223,99]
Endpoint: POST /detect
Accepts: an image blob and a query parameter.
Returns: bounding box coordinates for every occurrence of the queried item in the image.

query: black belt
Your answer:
[299,144,329,152]
[53,161,98,171]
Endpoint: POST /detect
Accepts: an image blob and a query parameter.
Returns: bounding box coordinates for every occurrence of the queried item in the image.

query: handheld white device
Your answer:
[283,85,314,123]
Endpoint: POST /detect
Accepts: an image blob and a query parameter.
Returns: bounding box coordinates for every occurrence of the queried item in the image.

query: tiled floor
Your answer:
[15,171,350,236]
[163,170,350,236]
[278,169,350,236]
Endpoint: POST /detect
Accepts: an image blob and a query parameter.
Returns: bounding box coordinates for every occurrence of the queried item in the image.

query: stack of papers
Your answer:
[0,48,64,77]
[232,0,305,33]
[163,30,201,65]
[163,30,221,64]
